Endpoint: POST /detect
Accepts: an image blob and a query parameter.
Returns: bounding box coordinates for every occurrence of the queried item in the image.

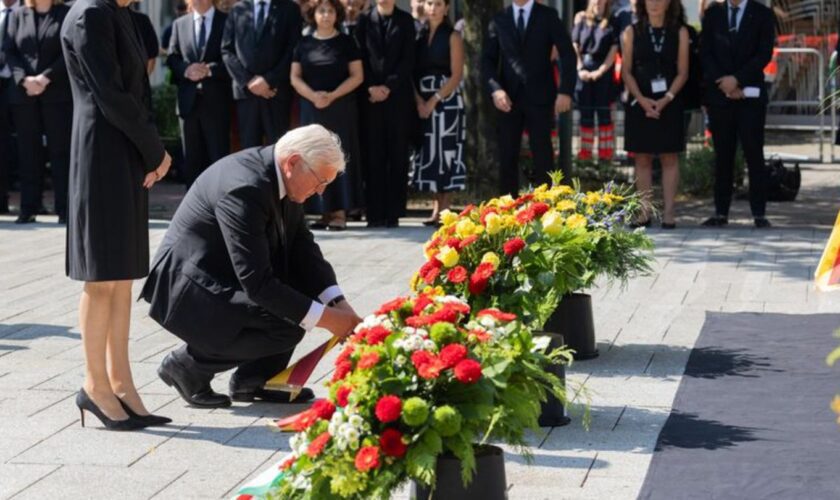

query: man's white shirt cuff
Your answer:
[299,286,344,331]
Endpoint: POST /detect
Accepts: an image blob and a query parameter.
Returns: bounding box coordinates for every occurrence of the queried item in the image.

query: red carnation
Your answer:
[447,266,468,284]
[458,234,479,249]
[379,428,408,458]
[445,237,461,248]
[419,259,443,283]
[515,193,534,206]
[444,301,471,315]
[291,409,319,431]
[503,237,526,257]
[374,395,402,422]
[365,325,392,345]
[375,297,407,315]
[306,431,331,458]
[332,360,352,382]
[335,385,352,407]
[335,345,355,366]
[411,350,445,379]
[423,267,440,284]
[530,202,550,217]
[311,399,336,420]
[354,445,381,472]
[468,274,489,295]
[459,204,476,216]
[439,343,468,368]
[474,262,496,280]
[412,295,434,315]
[477,308,518,322]
[279,455,297,471]
[516,207,536,224]
[469,328,492,342]
[454,359,483,384]
[358,351,381,370]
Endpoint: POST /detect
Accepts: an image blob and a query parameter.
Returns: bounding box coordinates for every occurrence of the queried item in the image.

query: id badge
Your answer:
[651,77,667,94]
[583,54,594,67]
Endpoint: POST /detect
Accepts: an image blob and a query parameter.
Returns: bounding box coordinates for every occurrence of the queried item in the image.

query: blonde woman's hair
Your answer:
[275,124,347,174]
[585,0,611,28]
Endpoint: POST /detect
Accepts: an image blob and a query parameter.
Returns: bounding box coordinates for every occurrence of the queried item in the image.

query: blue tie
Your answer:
[198,16,206,52]
[256,1,266,32]
[517,8,525,42]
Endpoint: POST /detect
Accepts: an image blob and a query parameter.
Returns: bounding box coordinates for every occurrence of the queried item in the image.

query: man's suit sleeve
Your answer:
[70,7,165,173]
[700,9,725,86]
[481,17,503,95]
[733,8,775,86]
[221,8,255,89]
[215,187,315,324]
[384,14,415,93]
[4,11,28,86]
[166,20,189,83]
[550,10,577,96]
[263,4,301,89]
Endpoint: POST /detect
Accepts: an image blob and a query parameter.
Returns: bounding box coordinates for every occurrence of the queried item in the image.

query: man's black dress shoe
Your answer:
[367,220,386,228]
[385,219,399,228]
[754,217,771,228]
[309,220,328,230]
[158,353,231,408]
[15,214,36,224]
[701,216,728,227]
[230,386,315,404]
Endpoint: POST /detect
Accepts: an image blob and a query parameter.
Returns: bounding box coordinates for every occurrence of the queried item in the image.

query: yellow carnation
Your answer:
[437,246,459,268]
[554,185,574,196]
[566,213,588,229]
[455,219,476,238]
[502,215,517,228]
[481,252,501,269]
[541,210,565,236]
[583,192,601,205]
[556,199,577,212]
[602,193,624,206]
[485,213,503,235]
[440,210,458,226]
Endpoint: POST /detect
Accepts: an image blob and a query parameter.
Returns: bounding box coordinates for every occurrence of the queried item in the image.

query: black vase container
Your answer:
[535,332,571,427]
[543,293,599,360]
[411,444,507,500]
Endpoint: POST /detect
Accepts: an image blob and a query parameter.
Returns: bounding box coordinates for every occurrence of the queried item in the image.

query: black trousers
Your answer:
[176,307,306,384]
[365,97,410,223]
[497,99,554,196]
[180,94,231,188]
[708,101,768,218]
[12,100,71,217]
[0,78,12,208]
[236,94,290,149]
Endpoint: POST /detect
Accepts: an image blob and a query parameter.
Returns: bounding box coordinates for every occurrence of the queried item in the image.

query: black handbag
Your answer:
[766,157,801,202]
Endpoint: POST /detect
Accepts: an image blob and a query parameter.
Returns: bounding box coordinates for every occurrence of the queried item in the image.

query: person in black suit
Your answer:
[0,0,20,214]
[3,0,71,224]
[62,0,172,430]
[700,0,775,228]
[167,0,232,188]
[221,0,302,148]
[142,125,362,408]
[353,0,415,227]
[482,0,577,196]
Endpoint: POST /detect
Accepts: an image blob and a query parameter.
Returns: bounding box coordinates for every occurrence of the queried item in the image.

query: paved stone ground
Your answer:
[1,159,839,499]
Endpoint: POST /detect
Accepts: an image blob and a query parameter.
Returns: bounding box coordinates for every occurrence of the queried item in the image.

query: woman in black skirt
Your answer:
[412,0,465,226]
[621,0,688,229]
[291,0,363,230]
[62,0,172,430]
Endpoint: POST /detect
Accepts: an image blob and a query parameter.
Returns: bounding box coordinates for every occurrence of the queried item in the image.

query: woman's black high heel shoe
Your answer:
[76,389,145,431]
[118,398,172,426]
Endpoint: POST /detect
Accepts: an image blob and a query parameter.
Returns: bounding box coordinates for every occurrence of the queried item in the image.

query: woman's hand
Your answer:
[313,91,331,109]
[639,97,660,119]
[418,98,436,119]
[143,152,172,189]
[577,69,591,82]
[654,96,671,113]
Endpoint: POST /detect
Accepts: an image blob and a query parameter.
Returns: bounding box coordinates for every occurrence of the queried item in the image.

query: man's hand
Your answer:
[577,69,591,82]
[317,306,362,340]
[247,76,274,98]
[185,63,209,82]
[716,75,739,95]
[726,88,745,100]
[368,85,390,103]
[313,91,331,109]
[554,94,572,115]
[143,151,173,189]
[22,77,45,96]
[492,89,512,113]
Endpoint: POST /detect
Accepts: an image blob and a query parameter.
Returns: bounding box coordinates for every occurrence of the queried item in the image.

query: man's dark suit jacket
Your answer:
[166,10,231,117]
[3,4,71,105]
[141,146,337,352]
[700,0,775,107]
[220,0,301,101]
[353,6,415,99]
[481,3,577,106]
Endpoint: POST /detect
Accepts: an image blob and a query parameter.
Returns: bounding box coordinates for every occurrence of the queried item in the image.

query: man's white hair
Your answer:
[275,124,347,173]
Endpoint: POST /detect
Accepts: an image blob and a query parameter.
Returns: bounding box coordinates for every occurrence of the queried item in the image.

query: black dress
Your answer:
[412,22,465,193]
[293,33,363,213]
[62,0,165,281]
[624,22,685,154]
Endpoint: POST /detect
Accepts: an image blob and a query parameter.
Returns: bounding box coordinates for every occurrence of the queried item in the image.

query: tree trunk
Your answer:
[461,0,503,200]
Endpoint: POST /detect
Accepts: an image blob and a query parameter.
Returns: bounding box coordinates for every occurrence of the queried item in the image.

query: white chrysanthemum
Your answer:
[395,354,407,367]
[423,339,437,351]
[479,316,497,328]
[348,414,364,429]
[415,328,429,337]
[340,423,360,442]
[435,295,468,306]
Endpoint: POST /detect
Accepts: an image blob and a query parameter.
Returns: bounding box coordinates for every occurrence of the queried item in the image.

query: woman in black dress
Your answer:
[412,0,464,226]
[62,0,172,429]
[621,0,688,229]
[4,0,71,224]
[291,0,363,230]
[572,0,618,161]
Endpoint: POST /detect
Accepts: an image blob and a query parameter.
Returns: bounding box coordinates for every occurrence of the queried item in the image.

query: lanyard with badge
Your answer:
[648,25,668,94]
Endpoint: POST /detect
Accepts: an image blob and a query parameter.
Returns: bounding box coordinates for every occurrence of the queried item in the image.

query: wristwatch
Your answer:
[327,295,346,307]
